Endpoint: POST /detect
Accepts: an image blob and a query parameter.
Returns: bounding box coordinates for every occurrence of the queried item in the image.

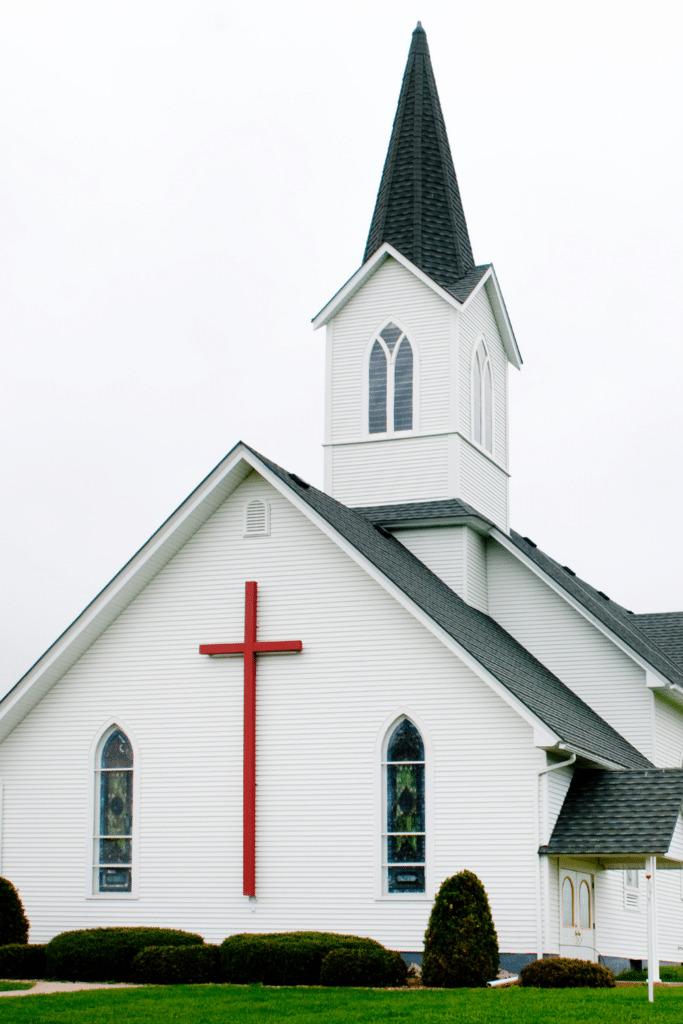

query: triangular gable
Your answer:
[0,444,648,772]
[311,244,521,369]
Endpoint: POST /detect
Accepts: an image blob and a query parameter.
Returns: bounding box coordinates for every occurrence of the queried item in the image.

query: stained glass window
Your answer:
[384,719,425,894]
[367,323,414,435]
[472,340,493,453]
[96,728,133,893]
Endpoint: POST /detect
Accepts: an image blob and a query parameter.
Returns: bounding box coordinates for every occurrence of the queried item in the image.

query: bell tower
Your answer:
[313,24,521,533]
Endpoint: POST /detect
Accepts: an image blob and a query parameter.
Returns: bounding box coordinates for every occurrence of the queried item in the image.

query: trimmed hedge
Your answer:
[131,945,221,985]
[0,878,29,946]
[319,946,407,987]
[520,957,615,988]
[422,870,499,988]
[221,932,403,987]
[46,927,204,982]
[0,944,47,979]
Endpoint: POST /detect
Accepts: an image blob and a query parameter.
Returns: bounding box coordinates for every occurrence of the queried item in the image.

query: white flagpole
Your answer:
[646,856,658,1003]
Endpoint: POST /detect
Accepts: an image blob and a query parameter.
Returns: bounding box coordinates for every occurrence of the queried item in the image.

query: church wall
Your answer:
[0,472,547,955]
[458,438,509,533]
[330,434,450,507]
[487,543,653,761]
[652,692,683,768]
[389,525,487,613]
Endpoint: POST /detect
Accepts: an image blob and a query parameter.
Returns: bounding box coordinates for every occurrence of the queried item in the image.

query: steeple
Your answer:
[363,23,475,293]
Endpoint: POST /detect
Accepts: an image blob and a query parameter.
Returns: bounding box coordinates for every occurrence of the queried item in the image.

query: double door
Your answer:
[560,869,597,960]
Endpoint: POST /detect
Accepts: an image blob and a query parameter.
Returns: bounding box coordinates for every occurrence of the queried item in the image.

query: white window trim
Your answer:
[243,498,271,537]
[470,334,494,455]
[374,707,434,901]
[86,718,140,900]
[362,318,420,439]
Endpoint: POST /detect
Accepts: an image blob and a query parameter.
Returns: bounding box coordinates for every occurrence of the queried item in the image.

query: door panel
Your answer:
[559,869,596,961]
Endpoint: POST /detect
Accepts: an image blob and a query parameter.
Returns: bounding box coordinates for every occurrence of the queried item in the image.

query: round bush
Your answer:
[320,946,407,987]
[131,944,221,985]
[46,927,204,982]
[221,932,398,986]
[0,944,46,979]
[0,878,29,946]
[422,870,499,988]
[520,957,615,988]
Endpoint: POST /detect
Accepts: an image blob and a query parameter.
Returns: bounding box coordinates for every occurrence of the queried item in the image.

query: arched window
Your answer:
[384,718,425,893]
[562,876,574,927]
[472,339,493,452]
[579,879,591,929]
[95,727,133,893]
[368,323,414,434]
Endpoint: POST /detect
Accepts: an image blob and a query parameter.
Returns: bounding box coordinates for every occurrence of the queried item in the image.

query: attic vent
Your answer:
[624,890,640,912]
[244,499,270,537]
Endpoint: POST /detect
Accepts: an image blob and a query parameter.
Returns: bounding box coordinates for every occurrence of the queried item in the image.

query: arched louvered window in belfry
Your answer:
[95,728,134,893]
[383,718,425,893]
[472,339,493,452]
[368,323,414,434]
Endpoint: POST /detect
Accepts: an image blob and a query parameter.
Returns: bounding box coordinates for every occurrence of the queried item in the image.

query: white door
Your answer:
[560,869,597,961]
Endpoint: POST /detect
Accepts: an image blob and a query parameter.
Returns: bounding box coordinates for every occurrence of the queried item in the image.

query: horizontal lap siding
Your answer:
[392,526,466,600]
[465,529,488,613]
[653,693,683,767]
[331,258,451,443]
[458,439,508,530]
[331,435,449,506]
[487,543,652,760]
[0,473,544,953]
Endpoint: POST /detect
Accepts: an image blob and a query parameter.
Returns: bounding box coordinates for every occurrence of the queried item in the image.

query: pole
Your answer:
[646,856,658,1003]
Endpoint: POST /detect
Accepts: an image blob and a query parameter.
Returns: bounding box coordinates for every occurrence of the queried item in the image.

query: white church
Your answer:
[2,23,683,976]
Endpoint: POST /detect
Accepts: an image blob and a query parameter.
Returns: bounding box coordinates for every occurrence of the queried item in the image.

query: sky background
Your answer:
[1,0,682,696]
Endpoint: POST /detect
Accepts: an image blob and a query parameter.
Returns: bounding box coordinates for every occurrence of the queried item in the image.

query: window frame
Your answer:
[374,708,433,901]
[86,719,140,900]
[362,319,419,439]
[470,335,494,454]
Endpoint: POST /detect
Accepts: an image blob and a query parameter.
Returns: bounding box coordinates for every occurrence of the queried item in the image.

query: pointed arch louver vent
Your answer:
[244,499,270,537]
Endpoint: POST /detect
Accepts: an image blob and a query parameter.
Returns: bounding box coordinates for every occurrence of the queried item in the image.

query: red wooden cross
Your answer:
[199,581,302,896]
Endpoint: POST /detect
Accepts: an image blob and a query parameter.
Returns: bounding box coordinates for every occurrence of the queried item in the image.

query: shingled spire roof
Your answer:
[363,23,478,293]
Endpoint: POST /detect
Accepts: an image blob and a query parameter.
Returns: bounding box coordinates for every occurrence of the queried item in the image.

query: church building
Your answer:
[2,24,683,975]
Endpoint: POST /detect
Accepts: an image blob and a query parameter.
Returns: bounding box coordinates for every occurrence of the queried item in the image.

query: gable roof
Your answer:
[633,613,683,671]
[539,768,683,857]
[363,23,475,290]
[0,443,651,771]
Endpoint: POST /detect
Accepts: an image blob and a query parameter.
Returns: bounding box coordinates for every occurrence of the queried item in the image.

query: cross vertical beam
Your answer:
[199,581,302,896]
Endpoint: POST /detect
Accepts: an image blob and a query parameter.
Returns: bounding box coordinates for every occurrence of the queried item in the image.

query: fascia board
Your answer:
[311,243,465,329]
[460,267,522,369]
[248,455,560,749]
[0,445,262,743]
[491,529,673,689]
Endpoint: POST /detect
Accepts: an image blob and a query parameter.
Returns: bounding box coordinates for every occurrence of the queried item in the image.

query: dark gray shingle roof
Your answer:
[363,23,478,299]
[248,447,652,771]
[539,769,683,856]
[633,613,683,671]
[354,497,493,530]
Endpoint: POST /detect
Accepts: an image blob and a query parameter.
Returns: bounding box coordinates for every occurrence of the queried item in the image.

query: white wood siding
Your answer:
[0,471,545,954]
[487,542,653,760]
[391,526,487,613]
[465,529,488,614]
[653,693,683,768]
[330,435,450,507]
[459,287,508,468]
[458,437,508,532]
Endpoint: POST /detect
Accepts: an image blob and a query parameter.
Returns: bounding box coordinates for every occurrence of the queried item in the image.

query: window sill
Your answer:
[86,893,139,900]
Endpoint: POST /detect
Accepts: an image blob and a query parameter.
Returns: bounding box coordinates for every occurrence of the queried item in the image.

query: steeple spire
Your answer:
[363,23,475,290]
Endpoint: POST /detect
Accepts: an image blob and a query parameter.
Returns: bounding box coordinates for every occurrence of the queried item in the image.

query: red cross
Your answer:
[199,581,302,896]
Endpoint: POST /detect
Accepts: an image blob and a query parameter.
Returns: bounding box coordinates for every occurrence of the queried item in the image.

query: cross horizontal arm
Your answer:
[254,640,303,653]
[199,643,245,656]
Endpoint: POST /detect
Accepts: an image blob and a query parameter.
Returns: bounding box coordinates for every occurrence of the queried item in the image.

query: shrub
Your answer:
[422,870,499,988]
[131,944,221,985]
[221,932,400,986]
[520,957,615,988]
[46,927,204,982]
[0,944,47,979]
[319,946,407,987]
[0,878,29,946]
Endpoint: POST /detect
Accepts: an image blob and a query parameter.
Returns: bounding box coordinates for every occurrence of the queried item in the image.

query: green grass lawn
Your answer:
[0,984,680,1024]
[0,982,33,992]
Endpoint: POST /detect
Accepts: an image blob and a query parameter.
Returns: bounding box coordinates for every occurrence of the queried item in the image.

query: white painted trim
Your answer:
[469,333,494,456]
[323,429,510,476]
[374,708,434,902]
[360,316,420,439]
[448,306,460,432]
[324,321,334,446]
[491,529,674,690]
[86,718,140,900]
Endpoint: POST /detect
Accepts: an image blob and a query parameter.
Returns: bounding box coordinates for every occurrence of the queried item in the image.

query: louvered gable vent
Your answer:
[244,499,270,537]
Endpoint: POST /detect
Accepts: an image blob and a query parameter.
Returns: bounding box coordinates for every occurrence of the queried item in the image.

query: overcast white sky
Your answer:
[1,0,682,696]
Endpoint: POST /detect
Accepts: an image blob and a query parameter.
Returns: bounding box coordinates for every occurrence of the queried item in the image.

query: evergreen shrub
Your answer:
[131,944,221,985]
[46,927,204,982]
[319,946,407,987]
[0,944,47,979]
[220,932,400,986]
[422,870,499,988]
[520,957,615,988]
[0,878,29,946]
